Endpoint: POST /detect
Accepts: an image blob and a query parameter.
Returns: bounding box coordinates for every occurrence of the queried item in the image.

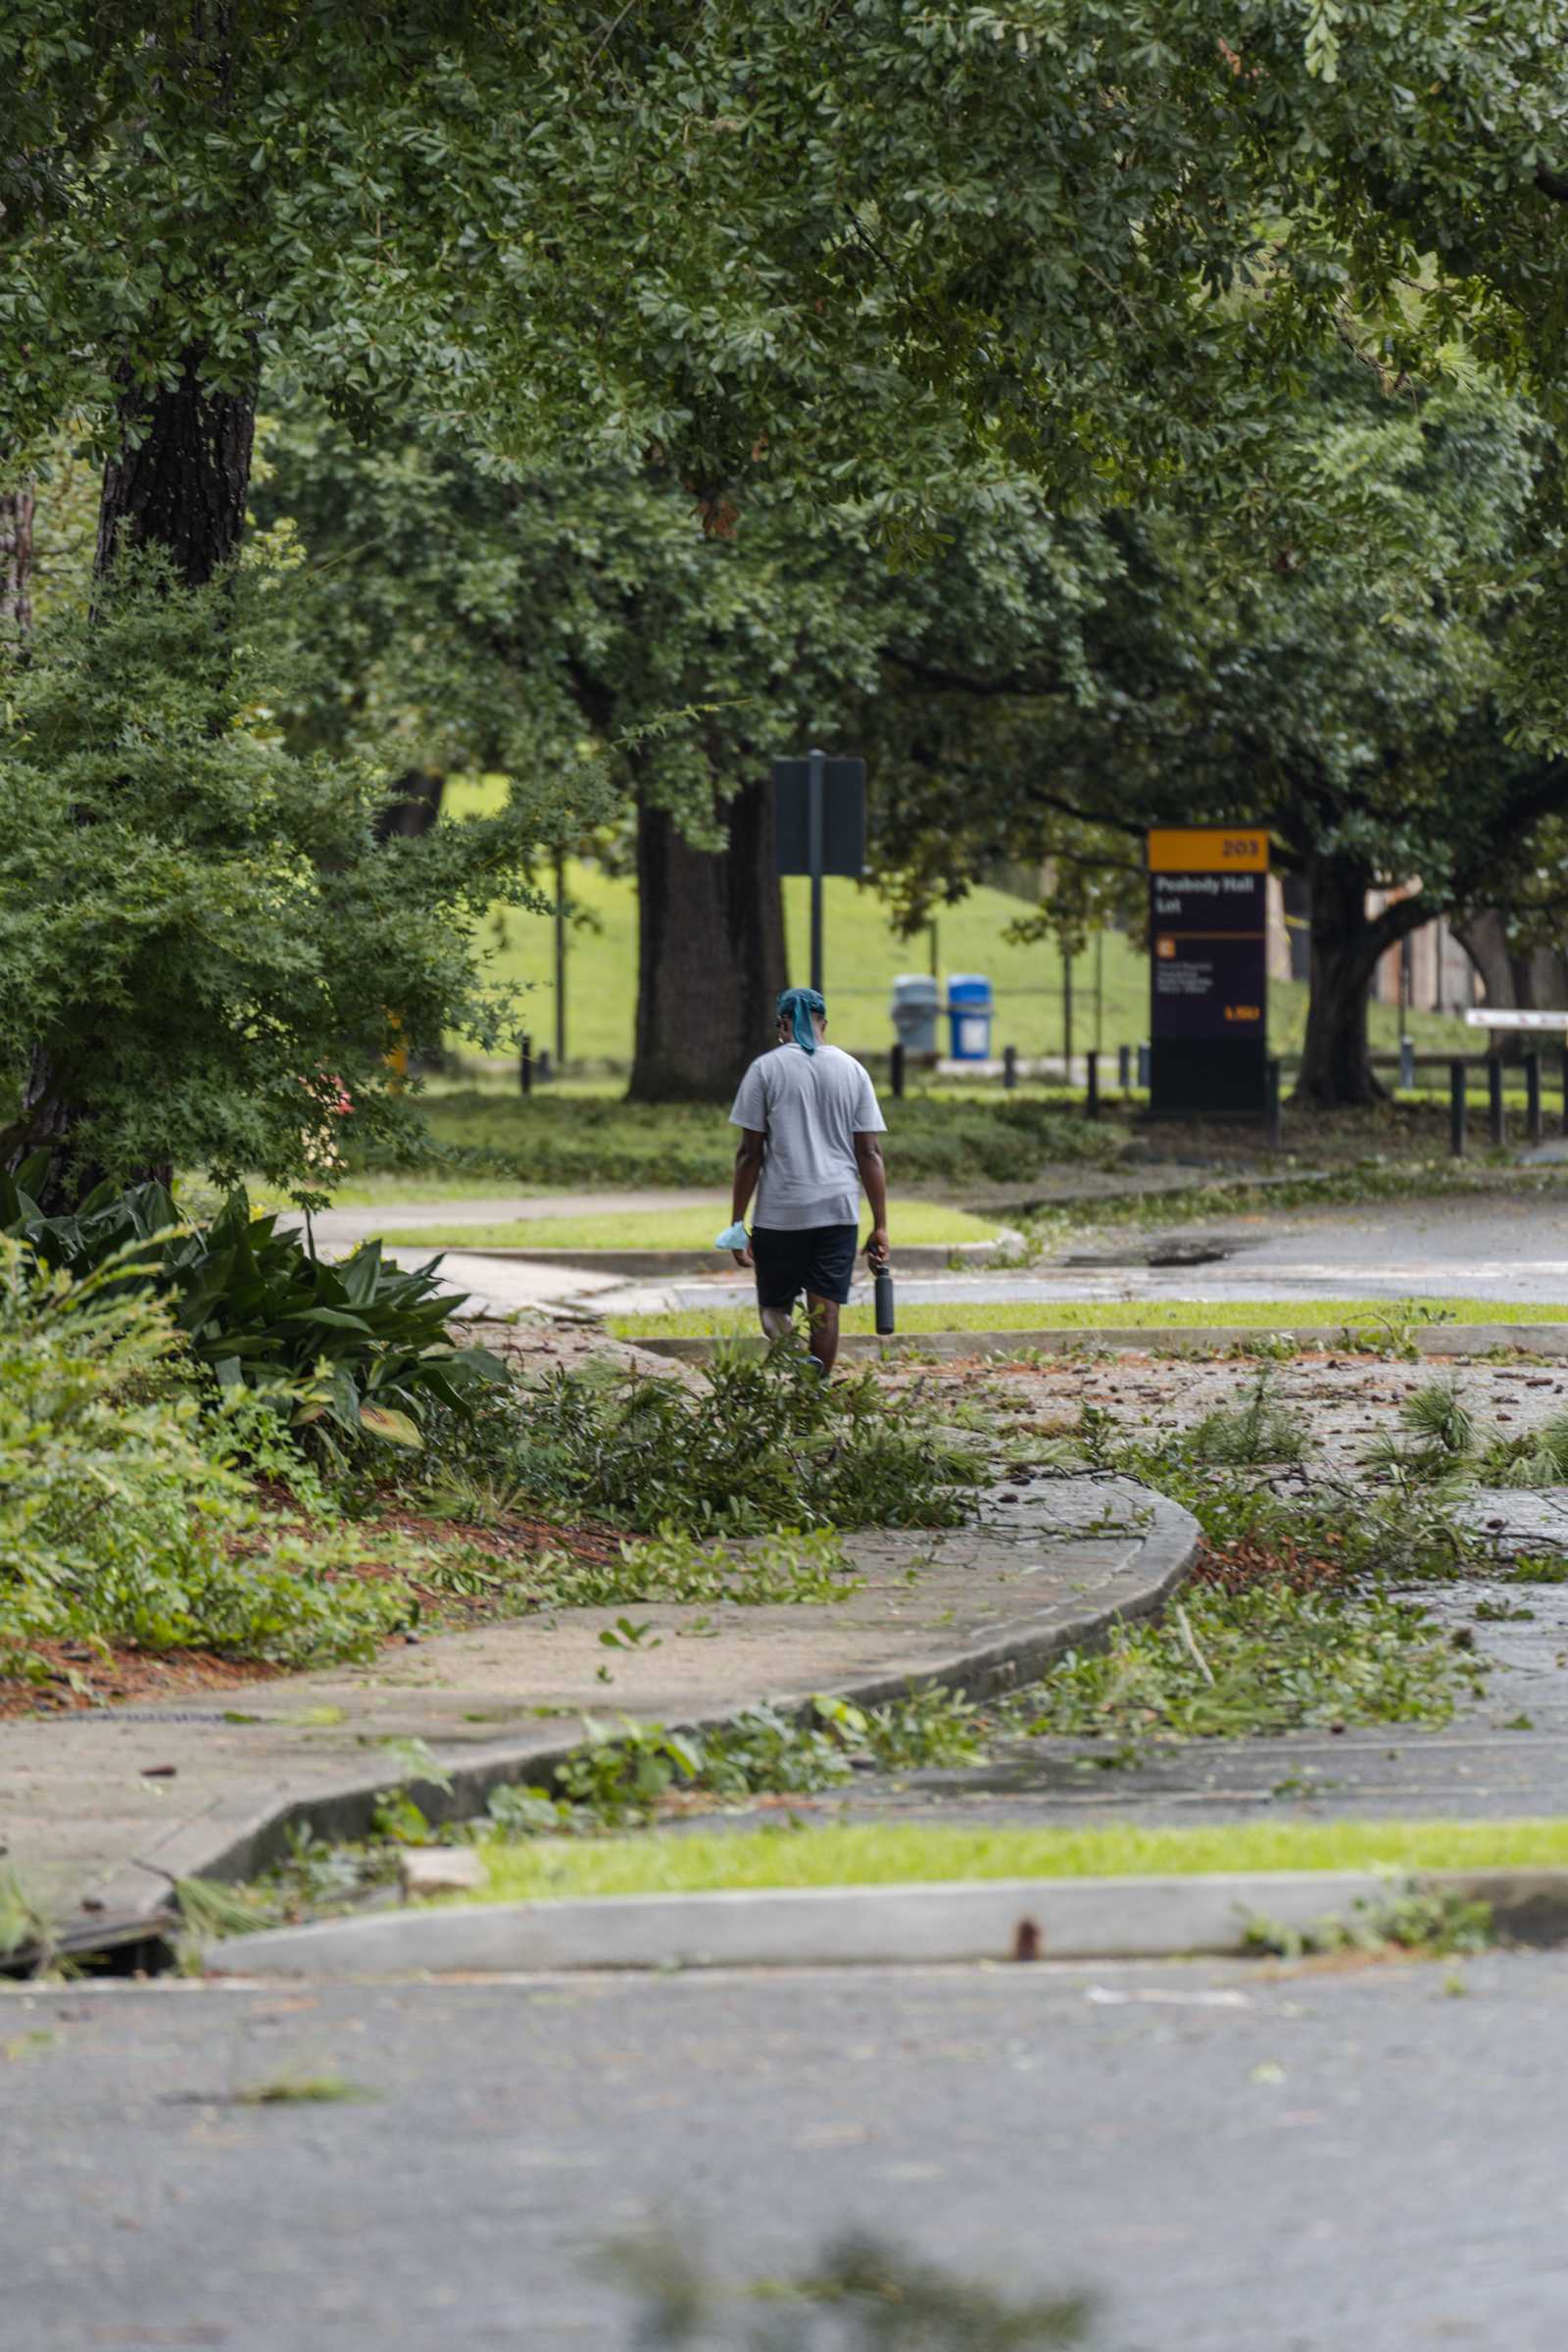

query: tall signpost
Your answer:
[1147,825,1270,1116]
[773,750,867,992]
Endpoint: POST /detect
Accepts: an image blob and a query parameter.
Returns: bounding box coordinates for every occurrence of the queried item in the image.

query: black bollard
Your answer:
[1527,1051,1544,1146]
[1266,1055,1283,1152]
[1117,1043,1131,1095]
[1003,1044,1017,1091]
[1488,1055,1505,1150]
[891,1042,906,1101]
[1449,1058,1466,1157]
[519,1034,533,1096]
[1086,1049,1100,1120]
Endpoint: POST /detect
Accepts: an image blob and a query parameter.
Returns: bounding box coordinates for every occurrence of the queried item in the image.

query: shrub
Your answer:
[424,1342,985,1535]
[0,550,585,1205]
[385,1092,1123,1189]
[1,1169,508,1452]
[0,1240,415,1684]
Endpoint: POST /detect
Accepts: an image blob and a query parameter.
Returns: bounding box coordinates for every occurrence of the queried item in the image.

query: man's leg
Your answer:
[752,1227,806,1348]
[801,1226,858,1378]
[805,1294,840,1375]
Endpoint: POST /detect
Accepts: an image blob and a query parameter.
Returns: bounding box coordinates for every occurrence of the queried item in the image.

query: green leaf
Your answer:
[359,1401,422,1447]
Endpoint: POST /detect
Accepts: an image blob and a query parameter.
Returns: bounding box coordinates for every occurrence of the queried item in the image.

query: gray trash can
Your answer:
[890,973,940,1055]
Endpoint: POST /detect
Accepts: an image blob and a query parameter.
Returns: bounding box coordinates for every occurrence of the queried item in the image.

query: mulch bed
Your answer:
[1,1504,629,1721]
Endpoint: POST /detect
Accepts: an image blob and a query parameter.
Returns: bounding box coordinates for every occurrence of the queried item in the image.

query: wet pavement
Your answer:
[691,1350,1568,1838]
[9,1953,1568,2349]
[673,1570,1568,1837]
[643,1191,1568,1313]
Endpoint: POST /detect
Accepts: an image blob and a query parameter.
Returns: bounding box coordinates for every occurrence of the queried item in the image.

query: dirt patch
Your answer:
[0,1642,287,1722]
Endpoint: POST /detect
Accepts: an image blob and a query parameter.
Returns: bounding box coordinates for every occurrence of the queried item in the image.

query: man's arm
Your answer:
[731,1130,765,1266]
[855,1132,889,1267]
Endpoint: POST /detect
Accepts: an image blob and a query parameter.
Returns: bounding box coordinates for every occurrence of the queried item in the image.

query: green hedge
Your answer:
[367,1092,1124,1191]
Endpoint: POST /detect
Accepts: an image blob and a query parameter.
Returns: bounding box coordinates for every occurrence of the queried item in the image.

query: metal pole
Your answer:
[808,746,825,996]
[1399,936,1411,1045]
[1265,1055,1283,1152]
[554,852,566,1070]
[1488,1055,1505,1149]
[1398,1036,1414,1092]
[1118,1043,1131,1095]
[1448,1057,1465,1156]
[1527,1050,1544,1145]
[519,1034,533,1097]
[1086,1049,1100,1120]
[1003,1044,1017,1091]
[1061,942,1073,1083]
[891,1042,906,1101]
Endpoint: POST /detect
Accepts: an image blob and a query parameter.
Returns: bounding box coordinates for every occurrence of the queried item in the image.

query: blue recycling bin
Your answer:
[947,973,994,1060]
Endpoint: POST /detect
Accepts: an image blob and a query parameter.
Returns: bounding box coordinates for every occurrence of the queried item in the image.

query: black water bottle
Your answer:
[874,1261,896,1336]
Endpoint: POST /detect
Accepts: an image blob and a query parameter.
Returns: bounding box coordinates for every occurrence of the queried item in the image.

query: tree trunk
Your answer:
[0,487,35,645]
[1458,908,1568,1057]
[627,778,787,1102]
[14,354,258,1207]
[95,347,256,587]
[374,772,448,1071]
[1522,944,1568,1013]
[372,768,446,844]
[1293,851,1387,1108]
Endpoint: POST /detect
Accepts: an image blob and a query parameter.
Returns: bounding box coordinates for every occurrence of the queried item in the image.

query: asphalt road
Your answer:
[6,1954,1568,2350]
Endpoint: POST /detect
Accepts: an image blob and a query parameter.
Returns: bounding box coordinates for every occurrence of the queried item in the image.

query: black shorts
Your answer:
[752,1223,858,1311]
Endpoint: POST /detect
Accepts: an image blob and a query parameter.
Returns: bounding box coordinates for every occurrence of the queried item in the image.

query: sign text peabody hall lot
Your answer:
[1148,826,1269,1117]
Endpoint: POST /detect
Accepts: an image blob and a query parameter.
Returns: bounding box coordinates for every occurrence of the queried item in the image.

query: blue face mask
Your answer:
[777,986,825,1054]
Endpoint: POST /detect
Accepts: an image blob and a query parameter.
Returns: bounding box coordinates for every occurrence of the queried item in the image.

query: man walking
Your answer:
[724,985,889,1376]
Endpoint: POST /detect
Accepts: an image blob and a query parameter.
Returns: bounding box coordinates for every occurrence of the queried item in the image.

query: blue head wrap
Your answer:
[777,986,825,1054]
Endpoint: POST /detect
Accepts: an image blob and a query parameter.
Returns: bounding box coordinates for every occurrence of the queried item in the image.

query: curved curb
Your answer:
[206,1864,1568,1981]
[45,1477,1199,1970]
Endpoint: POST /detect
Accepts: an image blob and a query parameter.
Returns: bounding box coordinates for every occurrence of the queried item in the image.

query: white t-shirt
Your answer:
[729,1043,887,1229]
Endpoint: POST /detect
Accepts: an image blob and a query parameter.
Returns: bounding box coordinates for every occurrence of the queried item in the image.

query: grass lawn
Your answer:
[440,790,1476,1070]
[470,1816,1568,1904]
[609,1295,1568,1341]
[374,1203,1005,1250]
[246,1172,580,1214]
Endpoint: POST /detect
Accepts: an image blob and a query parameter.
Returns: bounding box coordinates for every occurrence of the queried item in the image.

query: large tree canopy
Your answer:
[11,3,1568,1178]
[867,364,1568,1102]
[10,3,1568,513]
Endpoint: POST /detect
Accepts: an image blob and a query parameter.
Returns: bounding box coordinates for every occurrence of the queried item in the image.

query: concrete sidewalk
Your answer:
[0,1475,1198,1953]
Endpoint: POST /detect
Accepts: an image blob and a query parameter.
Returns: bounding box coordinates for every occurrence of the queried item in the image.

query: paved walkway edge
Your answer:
[631,1325,1568,1363]
[45,1481,1199,1968]
[207,1865,1568,1979]
[435,1241,1010,1277]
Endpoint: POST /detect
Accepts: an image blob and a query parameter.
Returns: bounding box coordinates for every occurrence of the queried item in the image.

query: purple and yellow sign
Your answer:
[1148,827,1269,1116]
